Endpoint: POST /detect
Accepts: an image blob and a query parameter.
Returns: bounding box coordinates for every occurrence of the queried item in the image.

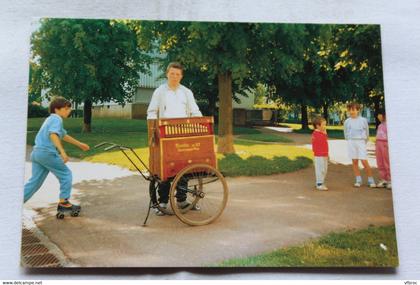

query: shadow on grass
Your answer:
[219,153,312,177]
[234,133,293,145]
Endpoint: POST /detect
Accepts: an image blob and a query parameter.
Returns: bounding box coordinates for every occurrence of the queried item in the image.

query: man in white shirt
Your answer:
[147,62,202,215]
[147,63,202,120]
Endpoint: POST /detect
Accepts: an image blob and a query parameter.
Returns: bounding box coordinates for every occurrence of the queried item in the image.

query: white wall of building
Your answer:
[232,91,255,110]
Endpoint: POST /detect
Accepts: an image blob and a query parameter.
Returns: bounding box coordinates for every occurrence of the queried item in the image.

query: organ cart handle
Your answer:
[94,142,153,182]
[94,141,162,225]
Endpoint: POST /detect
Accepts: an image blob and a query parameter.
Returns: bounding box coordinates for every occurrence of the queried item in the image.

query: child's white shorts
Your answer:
[347,139,368,160]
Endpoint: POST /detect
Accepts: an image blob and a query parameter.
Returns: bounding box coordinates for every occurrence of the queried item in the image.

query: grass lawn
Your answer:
[26,118,312,176]
[279,123,377,140]
[27,118,149,158]
[217,225,398,267]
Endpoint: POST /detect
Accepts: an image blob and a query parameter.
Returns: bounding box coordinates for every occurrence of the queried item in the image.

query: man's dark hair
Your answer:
[166,62,184,74]
[49,96,71,114]
[312,116,326,129]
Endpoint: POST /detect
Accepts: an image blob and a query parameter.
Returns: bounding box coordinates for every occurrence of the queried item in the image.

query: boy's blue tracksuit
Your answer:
[24,114,72,202]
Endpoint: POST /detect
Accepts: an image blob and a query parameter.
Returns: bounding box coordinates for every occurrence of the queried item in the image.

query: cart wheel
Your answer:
[170,164,228,226]
[56,213,64,219]
[149,179,173,215]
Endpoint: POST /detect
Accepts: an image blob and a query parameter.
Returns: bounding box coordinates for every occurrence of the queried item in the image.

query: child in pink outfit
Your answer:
[375,110,392,189]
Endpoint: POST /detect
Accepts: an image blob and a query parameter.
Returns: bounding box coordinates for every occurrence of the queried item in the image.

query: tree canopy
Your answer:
[30,19,385,139]
[30,18,151,131]
[266,24,384,128]
[138,21,310,153]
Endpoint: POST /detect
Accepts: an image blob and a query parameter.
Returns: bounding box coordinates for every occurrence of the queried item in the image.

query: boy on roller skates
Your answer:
[24,97,90,218]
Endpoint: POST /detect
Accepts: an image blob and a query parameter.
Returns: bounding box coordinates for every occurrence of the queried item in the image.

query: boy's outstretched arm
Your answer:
[50,133,69,163]
[63,135,90,151]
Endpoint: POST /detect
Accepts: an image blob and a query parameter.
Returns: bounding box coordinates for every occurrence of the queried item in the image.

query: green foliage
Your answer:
[334,25,384,126]
[217,225,398,267]
[263,24,385,128]
[138,21,311,147]
[28,62,42,104]
[29,19,385,135]
[30,18,152,127]
[331,25,382,105]
[251,83,271,105]
[27,104,49,118]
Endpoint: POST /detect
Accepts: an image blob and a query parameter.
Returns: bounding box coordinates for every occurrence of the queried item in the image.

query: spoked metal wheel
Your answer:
[169,164,228,226]
[149,178,173,215]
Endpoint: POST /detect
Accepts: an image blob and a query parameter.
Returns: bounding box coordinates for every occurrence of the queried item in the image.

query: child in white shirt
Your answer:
[343,102,376,188]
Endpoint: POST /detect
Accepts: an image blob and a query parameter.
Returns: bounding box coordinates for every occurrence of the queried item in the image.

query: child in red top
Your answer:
[312,116,329,191]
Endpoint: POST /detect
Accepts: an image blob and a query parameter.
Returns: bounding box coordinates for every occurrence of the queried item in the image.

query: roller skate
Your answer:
[56,199,81,219]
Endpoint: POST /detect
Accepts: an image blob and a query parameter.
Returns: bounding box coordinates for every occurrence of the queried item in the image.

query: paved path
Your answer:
[23,148,133,217]
[22,131,395,267]
[23,157,394,267]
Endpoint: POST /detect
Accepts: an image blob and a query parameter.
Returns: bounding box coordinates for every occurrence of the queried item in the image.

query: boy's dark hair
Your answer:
[312,116,326,129]
[49,96,71,114]
[166,62,184,74]
[347,102,361,110]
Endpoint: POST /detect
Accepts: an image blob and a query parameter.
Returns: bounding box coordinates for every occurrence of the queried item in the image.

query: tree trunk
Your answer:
[208,93,216,117]
[322,103,329,122]
[217,72,235,154]
[83,99,92,132]
[301,104,309,130]
[74,102,78,118]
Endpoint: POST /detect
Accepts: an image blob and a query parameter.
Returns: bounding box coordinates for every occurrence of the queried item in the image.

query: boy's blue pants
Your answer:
[24,150,72,203]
